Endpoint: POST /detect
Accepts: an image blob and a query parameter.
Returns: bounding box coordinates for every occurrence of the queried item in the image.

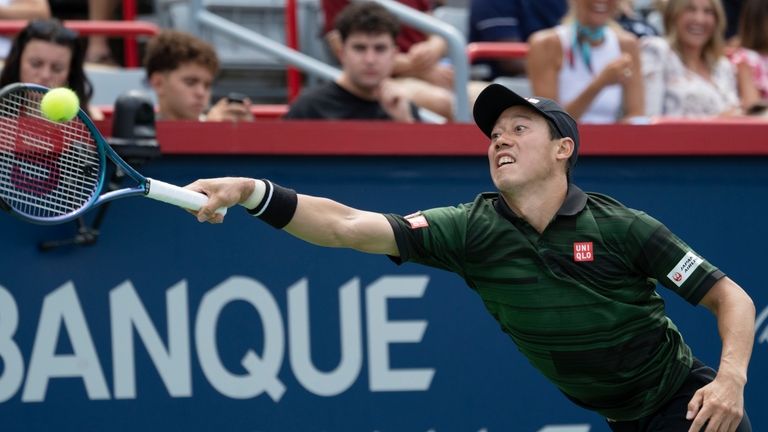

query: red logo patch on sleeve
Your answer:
[404,213,429,229]
[573,241,594,262]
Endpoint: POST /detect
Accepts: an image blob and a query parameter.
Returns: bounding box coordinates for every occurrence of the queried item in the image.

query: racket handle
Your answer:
[145,178,227,216]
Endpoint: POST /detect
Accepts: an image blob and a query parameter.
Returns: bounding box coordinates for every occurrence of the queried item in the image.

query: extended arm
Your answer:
[687,276,755,432]
[188,177,399,256]
[285,194,398,255]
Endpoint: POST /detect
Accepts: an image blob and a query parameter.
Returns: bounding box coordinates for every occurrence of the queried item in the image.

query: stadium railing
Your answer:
[0,19,159,67]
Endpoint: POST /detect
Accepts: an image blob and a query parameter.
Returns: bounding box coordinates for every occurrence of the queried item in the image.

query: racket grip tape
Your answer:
[145,178,227,216]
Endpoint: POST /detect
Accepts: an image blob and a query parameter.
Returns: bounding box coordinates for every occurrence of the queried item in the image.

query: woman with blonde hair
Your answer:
[641,0,741,117]
[526,0,645,124]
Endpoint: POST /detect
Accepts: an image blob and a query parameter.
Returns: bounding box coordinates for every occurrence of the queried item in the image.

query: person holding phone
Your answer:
[205,91,255,122]
[143,30,254,122]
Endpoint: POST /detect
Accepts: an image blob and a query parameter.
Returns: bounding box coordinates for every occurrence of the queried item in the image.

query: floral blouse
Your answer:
[640,36,740,117]
[730,47,768,100]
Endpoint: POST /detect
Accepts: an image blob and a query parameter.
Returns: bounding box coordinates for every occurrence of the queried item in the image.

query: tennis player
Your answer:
[187,83,755,431]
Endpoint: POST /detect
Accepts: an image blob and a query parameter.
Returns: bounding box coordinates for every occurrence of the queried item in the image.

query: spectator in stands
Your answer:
[83,0,156,65]
[143,30,254,122]
[322,0,454,119]
[468,0,568,79]
[285,1,419,122]
[0,18,103,119]
[731,0,768,115]
[640,0,741,117]
[526,0,645,123]
[644,0,668,35]
[0,0,51,59]
[616,0,661,39]
[84,0,118,65]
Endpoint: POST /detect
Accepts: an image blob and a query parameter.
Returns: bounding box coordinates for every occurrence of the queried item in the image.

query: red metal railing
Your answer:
[98,104,290,121]
[122,0,140,67]
[466,42,530,63]
[284,0,302,101]
[0,19,159,67]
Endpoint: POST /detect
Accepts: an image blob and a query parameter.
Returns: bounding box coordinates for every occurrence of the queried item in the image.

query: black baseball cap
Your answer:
[473,83,580,169]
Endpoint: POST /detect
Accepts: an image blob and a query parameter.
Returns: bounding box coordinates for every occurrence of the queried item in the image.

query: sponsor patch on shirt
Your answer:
[573,241,594,262]
[404,212,429,229]
[667,251,702,287]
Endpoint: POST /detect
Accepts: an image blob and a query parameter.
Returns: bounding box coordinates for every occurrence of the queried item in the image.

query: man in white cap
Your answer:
[185,83,754,431]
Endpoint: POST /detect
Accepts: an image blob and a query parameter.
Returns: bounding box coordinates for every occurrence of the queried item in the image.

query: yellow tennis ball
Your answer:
[40,87,80,122]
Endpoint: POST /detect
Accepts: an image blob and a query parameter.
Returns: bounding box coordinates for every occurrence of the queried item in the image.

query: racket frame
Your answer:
[1,83,223,225]
[1,83,149,225]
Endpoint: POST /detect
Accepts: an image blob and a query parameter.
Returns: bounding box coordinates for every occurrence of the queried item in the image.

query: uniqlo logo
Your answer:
[573,242,594,262]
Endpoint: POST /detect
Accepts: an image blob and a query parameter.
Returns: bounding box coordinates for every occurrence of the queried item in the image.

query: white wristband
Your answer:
[239,179,267,210]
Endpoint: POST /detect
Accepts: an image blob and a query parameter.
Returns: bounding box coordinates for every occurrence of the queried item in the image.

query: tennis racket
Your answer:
[0,82,224,225]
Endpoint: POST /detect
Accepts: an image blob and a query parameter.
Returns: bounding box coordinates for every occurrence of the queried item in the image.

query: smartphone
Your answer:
[226,92,248,104]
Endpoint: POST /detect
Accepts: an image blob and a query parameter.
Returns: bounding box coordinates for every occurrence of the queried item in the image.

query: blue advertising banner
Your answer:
[1,155,766,431]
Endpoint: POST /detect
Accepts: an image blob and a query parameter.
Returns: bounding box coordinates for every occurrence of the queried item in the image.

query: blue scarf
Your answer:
[571,22,605,74]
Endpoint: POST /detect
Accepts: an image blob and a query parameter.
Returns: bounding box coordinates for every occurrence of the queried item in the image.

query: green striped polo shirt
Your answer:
[384,185,724,421]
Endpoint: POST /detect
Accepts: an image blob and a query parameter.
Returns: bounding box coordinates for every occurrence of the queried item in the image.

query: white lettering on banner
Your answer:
[537,425,591,432]
[367,275,435,391]
[756,305,768,344]
[288,277,362,397]
[195,276,286,401]
[21,282,110,402]
[0,286,24,403]
[0,276,433,403]
[110,280,191,399]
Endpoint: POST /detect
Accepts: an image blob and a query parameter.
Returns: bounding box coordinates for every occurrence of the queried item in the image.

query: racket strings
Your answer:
[0,90,101,219]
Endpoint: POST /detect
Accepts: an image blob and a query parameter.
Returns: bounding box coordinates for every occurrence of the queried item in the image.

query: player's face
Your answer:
[339,32,397,93]
[19,40,72,89]
[675,0,717,51]
[487,106,565,192]
[573,0,618,27]
[151,62,213,120]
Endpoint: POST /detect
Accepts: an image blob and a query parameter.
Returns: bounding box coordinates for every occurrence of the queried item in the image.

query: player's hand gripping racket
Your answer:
[0,83,225,224]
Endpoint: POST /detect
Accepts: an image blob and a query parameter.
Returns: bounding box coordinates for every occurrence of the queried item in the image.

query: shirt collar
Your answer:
[494,184,588,221]
[558,184,588,216]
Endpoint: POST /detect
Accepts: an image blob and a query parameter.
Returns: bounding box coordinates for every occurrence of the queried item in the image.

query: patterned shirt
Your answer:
[731,47,768,100]
[641,36,740,117]
[385,185,724,420]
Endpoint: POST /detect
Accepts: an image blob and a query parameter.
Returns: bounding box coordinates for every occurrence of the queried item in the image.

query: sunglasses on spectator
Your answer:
[26,20,79,43]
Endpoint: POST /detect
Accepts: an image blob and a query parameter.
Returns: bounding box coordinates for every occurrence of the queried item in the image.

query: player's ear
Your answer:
[555,137,575,162]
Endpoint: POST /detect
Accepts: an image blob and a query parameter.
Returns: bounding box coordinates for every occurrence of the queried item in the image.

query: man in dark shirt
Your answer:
[188,83,754,431]
[284,1,419,122]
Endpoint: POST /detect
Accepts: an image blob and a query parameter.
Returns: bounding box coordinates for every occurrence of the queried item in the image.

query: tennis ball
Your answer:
[40,87,80,122]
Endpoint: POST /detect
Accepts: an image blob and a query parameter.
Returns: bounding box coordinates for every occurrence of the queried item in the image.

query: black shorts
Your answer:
[606,358,752,432]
